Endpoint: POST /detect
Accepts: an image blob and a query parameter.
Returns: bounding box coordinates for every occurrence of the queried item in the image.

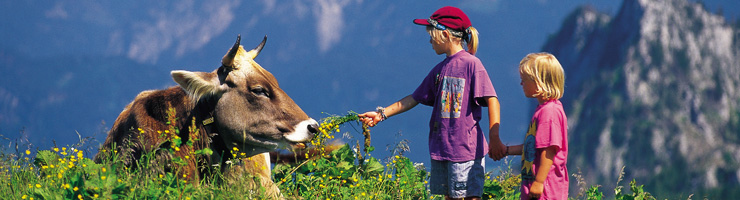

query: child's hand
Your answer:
[530,181,544,199]
[488,138,507,161]
[358,111,382,127]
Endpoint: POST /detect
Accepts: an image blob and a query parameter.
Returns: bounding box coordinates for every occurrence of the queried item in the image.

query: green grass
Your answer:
[1,112,658,199]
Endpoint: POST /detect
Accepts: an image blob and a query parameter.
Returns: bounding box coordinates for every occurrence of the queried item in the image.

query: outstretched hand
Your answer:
[358,111,382,127]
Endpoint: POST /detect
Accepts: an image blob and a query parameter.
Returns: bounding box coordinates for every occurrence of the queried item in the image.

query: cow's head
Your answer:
[171,35,318,157]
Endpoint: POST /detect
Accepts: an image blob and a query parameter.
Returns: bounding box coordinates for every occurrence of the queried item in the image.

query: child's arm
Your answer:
[530,146,558,199]
[504,144,523,156]
[486,97,506,160]
[359,95,419,127]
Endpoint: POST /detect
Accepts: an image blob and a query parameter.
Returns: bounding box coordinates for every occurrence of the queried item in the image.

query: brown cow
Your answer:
[94,35,317,198]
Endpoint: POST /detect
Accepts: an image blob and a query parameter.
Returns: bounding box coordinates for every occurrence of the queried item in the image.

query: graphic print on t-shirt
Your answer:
[440,76,465,118]
[521,120,537,181]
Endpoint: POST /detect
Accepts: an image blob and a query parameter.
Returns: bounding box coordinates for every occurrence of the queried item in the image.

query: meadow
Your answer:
[1,112,657,199]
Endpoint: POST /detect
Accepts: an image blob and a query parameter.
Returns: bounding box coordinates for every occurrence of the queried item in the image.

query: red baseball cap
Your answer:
[413,6,471,31]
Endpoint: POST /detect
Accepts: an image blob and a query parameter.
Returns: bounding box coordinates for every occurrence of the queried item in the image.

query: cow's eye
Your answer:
[250,86,270,98]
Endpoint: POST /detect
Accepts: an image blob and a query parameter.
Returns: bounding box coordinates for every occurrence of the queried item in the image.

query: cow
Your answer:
[94,35,317,198]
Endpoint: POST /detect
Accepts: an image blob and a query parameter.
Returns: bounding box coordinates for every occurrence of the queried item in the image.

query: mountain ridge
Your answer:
[542,0,740,197]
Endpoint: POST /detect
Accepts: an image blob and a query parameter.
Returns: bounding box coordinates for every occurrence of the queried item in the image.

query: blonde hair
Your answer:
[519,52,565,100]
[426,26,479,55]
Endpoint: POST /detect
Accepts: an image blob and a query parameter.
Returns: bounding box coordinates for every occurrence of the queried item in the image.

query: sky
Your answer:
[1,0,738,170]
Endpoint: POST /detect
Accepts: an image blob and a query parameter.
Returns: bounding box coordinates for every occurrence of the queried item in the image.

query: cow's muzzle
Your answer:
[284,119,319,145]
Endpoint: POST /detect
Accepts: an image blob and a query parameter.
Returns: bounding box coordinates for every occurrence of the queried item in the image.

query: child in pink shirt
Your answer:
[505,53,569,200]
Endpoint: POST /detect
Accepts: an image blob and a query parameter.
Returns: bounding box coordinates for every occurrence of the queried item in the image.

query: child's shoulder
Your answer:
[535,100,566,119]
[449,52,483,69]
[455,51,481,62]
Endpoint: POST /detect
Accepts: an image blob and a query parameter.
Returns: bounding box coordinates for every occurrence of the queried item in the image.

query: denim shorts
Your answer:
[430,157,485,198]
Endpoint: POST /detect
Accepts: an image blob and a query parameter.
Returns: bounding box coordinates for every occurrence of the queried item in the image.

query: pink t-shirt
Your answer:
[520,99,569,200]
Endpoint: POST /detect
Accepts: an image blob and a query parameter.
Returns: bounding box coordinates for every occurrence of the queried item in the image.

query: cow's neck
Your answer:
[190,98,234,166]
[192,99,217,136]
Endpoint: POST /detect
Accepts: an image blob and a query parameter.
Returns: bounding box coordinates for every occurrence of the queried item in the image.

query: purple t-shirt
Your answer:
[520,99,569,200]
[411,51,497,162]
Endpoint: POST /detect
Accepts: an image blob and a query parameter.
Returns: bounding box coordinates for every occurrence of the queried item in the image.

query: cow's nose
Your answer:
[307,123,319,134]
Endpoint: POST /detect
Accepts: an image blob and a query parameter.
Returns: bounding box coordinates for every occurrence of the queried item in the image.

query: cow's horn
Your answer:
[245,35,267,60]
[222,34,241,69]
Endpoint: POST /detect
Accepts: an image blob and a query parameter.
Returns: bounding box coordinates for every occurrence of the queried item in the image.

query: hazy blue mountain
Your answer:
[543,0,740,198]
[0,51,170,148]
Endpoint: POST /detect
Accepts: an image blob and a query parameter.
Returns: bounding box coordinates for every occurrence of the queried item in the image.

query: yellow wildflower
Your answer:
[25,150,30,155]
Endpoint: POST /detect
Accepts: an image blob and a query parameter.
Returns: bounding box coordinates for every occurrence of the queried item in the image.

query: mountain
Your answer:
[542,0,740,198]
[0,50,171,149]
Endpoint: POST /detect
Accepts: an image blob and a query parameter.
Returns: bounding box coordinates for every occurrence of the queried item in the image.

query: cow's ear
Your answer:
[171,70,226,100]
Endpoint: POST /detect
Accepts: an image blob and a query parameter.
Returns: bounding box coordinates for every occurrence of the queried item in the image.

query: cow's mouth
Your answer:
[237,119,317,153]
[241,132,307,151]
[242,132,281,150]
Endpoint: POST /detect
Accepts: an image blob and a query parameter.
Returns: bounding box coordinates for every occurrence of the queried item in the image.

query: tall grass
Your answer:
[0,112,658,199]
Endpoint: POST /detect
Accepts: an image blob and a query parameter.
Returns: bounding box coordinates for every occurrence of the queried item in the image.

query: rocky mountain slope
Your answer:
[542,0,740,197]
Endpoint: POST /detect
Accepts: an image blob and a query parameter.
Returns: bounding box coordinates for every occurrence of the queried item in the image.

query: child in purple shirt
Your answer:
[505,53,569,200]
[359,6,506,200]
